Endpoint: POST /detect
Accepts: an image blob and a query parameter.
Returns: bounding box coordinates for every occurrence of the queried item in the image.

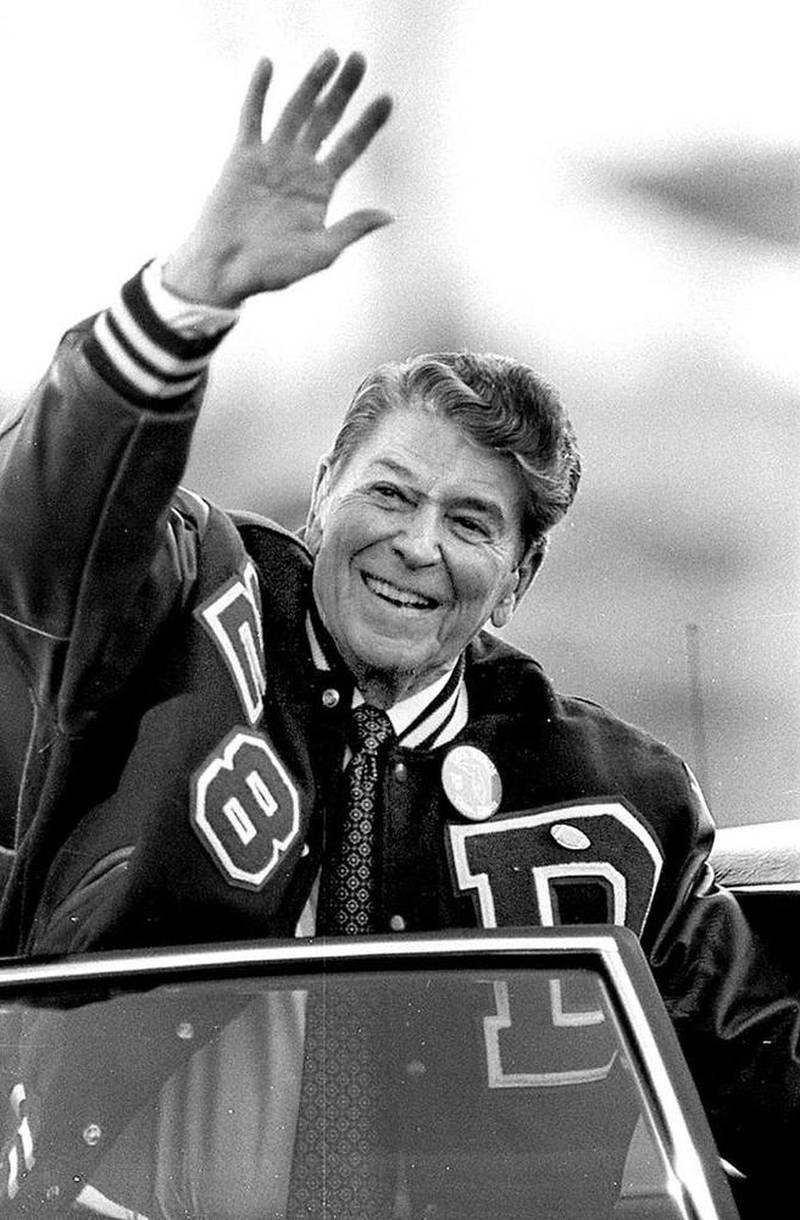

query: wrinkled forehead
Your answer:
[334,401,487,474]
[333,397,491,471]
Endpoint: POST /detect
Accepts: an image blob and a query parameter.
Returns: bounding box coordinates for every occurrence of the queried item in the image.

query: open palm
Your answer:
[165,50,393,306]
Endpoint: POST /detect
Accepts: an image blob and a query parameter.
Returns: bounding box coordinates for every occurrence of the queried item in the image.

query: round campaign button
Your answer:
[441,746,502,822]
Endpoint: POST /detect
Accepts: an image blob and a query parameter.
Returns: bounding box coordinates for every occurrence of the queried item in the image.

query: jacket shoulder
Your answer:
[228,509,312,573]
[467,629,698,791]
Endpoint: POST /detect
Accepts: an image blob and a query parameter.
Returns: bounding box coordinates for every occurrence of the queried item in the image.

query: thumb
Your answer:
[325,209,395,258]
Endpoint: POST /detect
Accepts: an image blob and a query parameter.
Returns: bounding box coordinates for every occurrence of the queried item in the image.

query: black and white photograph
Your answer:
[0,3,797,1217]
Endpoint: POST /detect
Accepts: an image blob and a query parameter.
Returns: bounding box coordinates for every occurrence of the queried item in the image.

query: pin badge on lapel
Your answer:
[441,745,502,822]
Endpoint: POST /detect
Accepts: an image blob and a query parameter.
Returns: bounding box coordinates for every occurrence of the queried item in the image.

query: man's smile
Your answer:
[361,571,441,612]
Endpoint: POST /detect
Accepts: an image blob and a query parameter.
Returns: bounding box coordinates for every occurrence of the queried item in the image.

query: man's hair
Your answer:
[328,352,582,558]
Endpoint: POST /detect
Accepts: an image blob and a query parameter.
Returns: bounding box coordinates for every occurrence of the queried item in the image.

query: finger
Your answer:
[301,52,367,152]
[236,58,274,144]
[271,49,340,146]
[323,94,393,180]
[326,209,395,258]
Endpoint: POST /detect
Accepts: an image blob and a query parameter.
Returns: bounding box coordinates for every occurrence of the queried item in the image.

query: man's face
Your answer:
[308,407,532,702]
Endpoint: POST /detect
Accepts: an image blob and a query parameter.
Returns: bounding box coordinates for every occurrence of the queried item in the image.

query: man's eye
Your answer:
[452,515,490,539]
[372,483,405,503]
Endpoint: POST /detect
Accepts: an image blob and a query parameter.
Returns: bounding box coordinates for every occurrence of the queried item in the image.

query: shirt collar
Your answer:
[306,606,332,672]
[305,609,467,749]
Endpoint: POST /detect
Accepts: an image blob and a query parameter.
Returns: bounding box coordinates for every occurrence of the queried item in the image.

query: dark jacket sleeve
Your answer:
[652,835,800,1202]
[0,319,204,734]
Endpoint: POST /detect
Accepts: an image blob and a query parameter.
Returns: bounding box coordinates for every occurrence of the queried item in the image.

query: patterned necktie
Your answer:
[287,705,396,1220]
[318,703,395,936]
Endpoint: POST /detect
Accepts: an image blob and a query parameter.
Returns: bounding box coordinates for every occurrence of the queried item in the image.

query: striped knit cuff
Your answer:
[83,263,237,408]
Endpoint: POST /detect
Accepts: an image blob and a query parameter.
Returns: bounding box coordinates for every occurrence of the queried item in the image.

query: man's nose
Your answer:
[392,505,443,566]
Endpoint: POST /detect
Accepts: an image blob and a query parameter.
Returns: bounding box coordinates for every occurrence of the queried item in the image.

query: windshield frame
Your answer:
[0,926,738,1220]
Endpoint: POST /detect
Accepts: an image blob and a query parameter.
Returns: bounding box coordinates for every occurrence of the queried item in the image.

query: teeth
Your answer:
[364,574,436,610]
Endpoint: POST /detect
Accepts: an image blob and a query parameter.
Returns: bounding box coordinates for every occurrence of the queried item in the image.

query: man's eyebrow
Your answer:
[367,457,415,479]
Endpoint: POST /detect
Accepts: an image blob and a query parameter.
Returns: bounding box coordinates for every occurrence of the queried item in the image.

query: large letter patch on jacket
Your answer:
[198,560,266,725]
[192,560,300,887]
[448,800,663,936]
[192,729,300,889]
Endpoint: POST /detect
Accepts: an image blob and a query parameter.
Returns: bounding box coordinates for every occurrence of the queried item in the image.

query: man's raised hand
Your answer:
[164,50,393,307]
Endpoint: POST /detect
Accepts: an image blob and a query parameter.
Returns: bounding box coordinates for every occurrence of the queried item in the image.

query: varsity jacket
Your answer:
[0,275,798,1208]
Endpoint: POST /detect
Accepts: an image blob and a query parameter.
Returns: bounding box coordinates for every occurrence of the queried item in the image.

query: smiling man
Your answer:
[307,367,548,707]
[0,46,799,1214]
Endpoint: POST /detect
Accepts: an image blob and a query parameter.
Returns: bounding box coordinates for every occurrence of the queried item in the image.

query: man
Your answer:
[0,47,798,1214]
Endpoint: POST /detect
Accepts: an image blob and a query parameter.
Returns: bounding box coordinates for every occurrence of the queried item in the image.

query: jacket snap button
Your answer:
[82,1123,102,1146]
[389,914,406,932]
[393,762,407,781]
[321,688,340,709]
[176,1021,194,1040]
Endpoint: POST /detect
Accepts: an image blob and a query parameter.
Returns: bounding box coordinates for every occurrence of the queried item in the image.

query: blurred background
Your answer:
[1,0,797,826]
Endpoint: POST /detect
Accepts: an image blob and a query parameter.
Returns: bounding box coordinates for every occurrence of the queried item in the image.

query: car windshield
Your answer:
[0,935,733,1220]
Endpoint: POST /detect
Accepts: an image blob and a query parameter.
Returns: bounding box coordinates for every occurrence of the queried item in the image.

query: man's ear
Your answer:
[490,542,546,629]
[304,453,333,554]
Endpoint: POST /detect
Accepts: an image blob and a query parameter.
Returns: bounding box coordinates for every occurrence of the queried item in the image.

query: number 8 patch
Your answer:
[192,728,301,889]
